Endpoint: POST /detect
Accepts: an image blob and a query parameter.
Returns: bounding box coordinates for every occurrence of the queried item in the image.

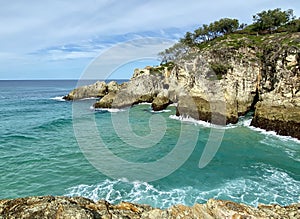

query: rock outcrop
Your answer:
[1,196,300,219]
[251,102,300,139]
[93,92,117,108]
[63,80,127,101]
[250,35,300,138]
[65,32,300,139]
[63,81,108,100]
[94,72,166,109]
[170,33,299,133]
[152,95,171,111]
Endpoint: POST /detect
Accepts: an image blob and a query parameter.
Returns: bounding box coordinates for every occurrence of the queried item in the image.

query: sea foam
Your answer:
[169,115,231,129]
[93,107,127,113]
[64,165,300,209]
[50,96,66,101]
[243,119,300,144]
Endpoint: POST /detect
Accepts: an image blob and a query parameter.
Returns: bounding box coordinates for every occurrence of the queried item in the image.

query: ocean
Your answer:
[0,80,299,209]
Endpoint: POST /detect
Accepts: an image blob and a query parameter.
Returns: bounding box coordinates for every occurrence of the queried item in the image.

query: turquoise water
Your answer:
[0,80,300,209]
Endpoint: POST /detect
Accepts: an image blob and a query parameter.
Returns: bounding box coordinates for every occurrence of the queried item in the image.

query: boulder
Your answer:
[152,96,171,111]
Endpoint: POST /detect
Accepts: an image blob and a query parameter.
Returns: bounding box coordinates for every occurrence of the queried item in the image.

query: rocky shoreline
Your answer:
[64,32,300,139]
[1,196,299,218]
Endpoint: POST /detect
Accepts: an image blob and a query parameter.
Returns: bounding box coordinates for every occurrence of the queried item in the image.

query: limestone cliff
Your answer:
[65,32,300,139]
[1,196,299,218]
[174,32,300,133]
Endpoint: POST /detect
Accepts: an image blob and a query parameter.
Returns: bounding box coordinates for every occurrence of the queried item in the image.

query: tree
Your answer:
[179,32,194,47]
[252,8,295,32]
[191,18,240,45]
[216,18,240,34]
[158,42,189,62]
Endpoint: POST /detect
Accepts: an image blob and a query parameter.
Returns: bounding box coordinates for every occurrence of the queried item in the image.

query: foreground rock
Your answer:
[1,196,299,219]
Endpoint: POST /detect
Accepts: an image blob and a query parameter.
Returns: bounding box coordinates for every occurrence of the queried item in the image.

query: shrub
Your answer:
[210,62,232,79]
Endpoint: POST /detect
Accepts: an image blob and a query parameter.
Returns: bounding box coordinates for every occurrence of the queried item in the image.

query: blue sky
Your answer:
[0,0,299,80]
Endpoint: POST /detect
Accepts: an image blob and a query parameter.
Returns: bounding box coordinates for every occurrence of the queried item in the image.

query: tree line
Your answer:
[178,8,299,47]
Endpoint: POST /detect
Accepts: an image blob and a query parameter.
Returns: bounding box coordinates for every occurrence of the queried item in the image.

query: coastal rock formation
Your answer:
[93,92,117,108]
[251,102,300,139]
[94,73,165,109]
[1,196,299,219]
[107,81,120,93]
[65,32,299,138]
[63,80,127,101]
[63,81,108,100]
[250,37,300,138]
[152,95,171,111]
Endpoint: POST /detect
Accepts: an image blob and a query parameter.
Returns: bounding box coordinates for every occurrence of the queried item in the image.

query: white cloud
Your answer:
[0,0,299,79]
[1,0,298,53]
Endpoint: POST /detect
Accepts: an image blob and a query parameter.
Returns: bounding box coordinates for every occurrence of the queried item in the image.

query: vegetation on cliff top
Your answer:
[159,8,300,63]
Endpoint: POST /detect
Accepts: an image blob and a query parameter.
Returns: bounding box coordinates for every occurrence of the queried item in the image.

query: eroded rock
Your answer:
[251,102,300,139]
[152,96,171,111]
[1,196,299,219]
[63,81,108,100]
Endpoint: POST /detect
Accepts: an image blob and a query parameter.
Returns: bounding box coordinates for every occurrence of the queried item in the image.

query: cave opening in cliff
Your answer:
[250,88,260,112]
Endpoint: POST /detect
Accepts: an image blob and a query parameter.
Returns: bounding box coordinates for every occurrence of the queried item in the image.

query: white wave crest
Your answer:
[64,168,300,209]
[79,97,99,101]
[169,115,230,129]
[93,107,127,113]
[65,179,202,208]
[50,96,66,102]
[138,102,152,105]
[150,109,172,113]
[243,120,300,144]
[168,103,178,107]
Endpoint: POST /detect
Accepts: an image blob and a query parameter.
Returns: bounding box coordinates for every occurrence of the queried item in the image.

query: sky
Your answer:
[0,0,299,80]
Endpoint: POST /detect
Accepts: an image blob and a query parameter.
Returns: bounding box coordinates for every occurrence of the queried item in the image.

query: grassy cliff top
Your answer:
[198,32,300,51]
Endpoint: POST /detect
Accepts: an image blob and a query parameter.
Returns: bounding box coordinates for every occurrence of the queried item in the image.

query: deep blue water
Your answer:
[0,80,299,208]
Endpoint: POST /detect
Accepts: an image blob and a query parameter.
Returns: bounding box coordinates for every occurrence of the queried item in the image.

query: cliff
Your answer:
[1,196,299,218]
[65,32,300,139]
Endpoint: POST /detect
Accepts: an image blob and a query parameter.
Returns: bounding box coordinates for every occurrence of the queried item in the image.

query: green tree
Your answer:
[216,18,240,34]
[192,18,240,44]
[179,32,194,47]
[252,8,295,32]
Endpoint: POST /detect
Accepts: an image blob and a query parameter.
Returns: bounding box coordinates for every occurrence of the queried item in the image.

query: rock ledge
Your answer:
[1,196,299,219]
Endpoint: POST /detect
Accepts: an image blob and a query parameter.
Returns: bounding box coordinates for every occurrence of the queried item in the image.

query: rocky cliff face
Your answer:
[64,32,300,139]
[1,196,299,219]
[173,33,299,131]
[250,34,300,139]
